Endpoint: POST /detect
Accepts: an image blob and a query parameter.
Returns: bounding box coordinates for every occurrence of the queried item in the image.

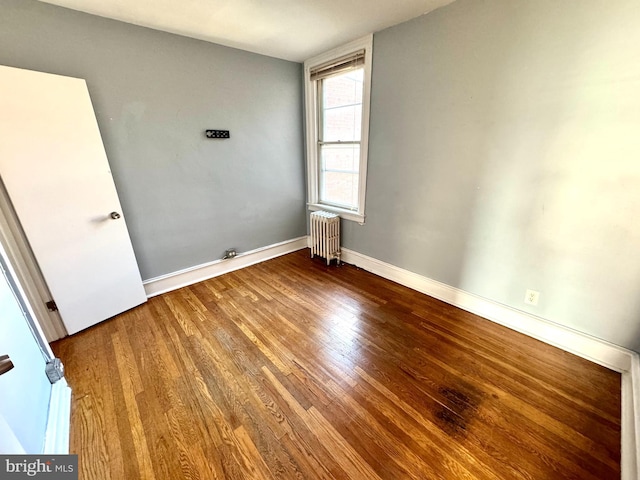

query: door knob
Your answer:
[110,212,121,220]
[0,355,14,376]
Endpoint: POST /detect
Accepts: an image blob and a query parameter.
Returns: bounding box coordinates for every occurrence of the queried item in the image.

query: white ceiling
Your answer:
[39,0,455,62]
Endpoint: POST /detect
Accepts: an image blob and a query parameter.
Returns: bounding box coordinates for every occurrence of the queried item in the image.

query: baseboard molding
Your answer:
[143,236,308,297]
[340,246,640,479]
[44,378,71,454]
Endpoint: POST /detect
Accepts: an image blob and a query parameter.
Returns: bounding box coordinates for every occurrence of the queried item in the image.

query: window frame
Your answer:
[304,35,373,224]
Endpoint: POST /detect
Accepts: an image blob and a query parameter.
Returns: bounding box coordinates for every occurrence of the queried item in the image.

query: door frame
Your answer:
[0,178,66,343]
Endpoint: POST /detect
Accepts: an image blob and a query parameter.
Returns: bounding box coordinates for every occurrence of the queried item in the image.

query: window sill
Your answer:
[308,203,365,224]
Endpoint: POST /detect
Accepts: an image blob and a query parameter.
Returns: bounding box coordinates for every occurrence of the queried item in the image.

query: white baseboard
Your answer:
[340,246,640,479]
[143,236,308,297]
[341,247,634,370]
[44,378,71,454]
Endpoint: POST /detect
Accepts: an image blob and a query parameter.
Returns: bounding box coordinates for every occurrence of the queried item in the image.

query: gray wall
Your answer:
[0,0,306,279]
[345,0,640,351]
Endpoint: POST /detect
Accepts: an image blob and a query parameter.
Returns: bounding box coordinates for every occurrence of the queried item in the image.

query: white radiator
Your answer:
[310,211,341,265]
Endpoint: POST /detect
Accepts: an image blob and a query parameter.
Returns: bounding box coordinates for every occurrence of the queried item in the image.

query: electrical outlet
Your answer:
[524,289,540,306]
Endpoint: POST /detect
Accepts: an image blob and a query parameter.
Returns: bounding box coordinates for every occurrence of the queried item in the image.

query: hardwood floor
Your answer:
[52,249,621,479]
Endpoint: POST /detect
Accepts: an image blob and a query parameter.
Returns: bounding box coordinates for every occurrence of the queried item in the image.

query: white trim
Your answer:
[622,356,640,480]
[44,378,71,454]
[143,236,308,297]
[341,248,632,371]
[304,35,373,223]
[340,246,639,479]
[308,203,365,224]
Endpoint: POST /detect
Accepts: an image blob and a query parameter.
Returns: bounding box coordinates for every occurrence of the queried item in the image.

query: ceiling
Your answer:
[39,0,455,62]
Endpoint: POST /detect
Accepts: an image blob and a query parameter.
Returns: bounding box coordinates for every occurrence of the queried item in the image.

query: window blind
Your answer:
[309,50,365,82]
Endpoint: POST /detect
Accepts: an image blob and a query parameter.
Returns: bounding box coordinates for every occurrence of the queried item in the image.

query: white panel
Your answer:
[0,65,146,334]
[0,245,51,453]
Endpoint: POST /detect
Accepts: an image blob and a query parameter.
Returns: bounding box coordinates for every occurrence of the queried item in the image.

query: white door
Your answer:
[0,248,51,453]
[0,65,146,335]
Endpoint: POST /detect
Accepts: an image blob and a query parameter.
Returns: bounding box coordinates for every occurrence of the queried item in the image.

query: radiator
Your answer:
[310,211,341,265]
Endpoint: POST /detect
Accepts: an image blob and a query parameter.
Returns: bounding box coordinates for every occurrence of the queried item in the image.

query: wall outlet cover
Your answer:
[524,289,540,306]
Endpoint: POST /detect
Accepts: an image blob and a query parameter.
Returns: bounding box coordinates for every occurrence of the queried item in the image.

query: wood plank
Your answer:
[52,249,621,480]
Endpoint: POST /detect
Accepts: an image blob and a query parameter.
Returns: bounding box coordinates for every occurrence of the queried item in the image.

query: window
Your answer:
[304,36,373,223]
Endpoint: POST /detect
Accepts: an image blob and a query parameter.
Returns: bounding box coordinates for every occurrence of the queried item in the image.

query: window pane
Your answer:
[320,144,359,208]
[321,143,359,172]
[322,69,364,142]
[323,104,362,142]
[321,172,359,208]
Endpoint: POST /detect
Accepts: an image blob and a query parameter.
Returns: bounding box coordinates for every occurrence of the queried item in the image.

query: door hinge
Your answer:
[46,300,58,312]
